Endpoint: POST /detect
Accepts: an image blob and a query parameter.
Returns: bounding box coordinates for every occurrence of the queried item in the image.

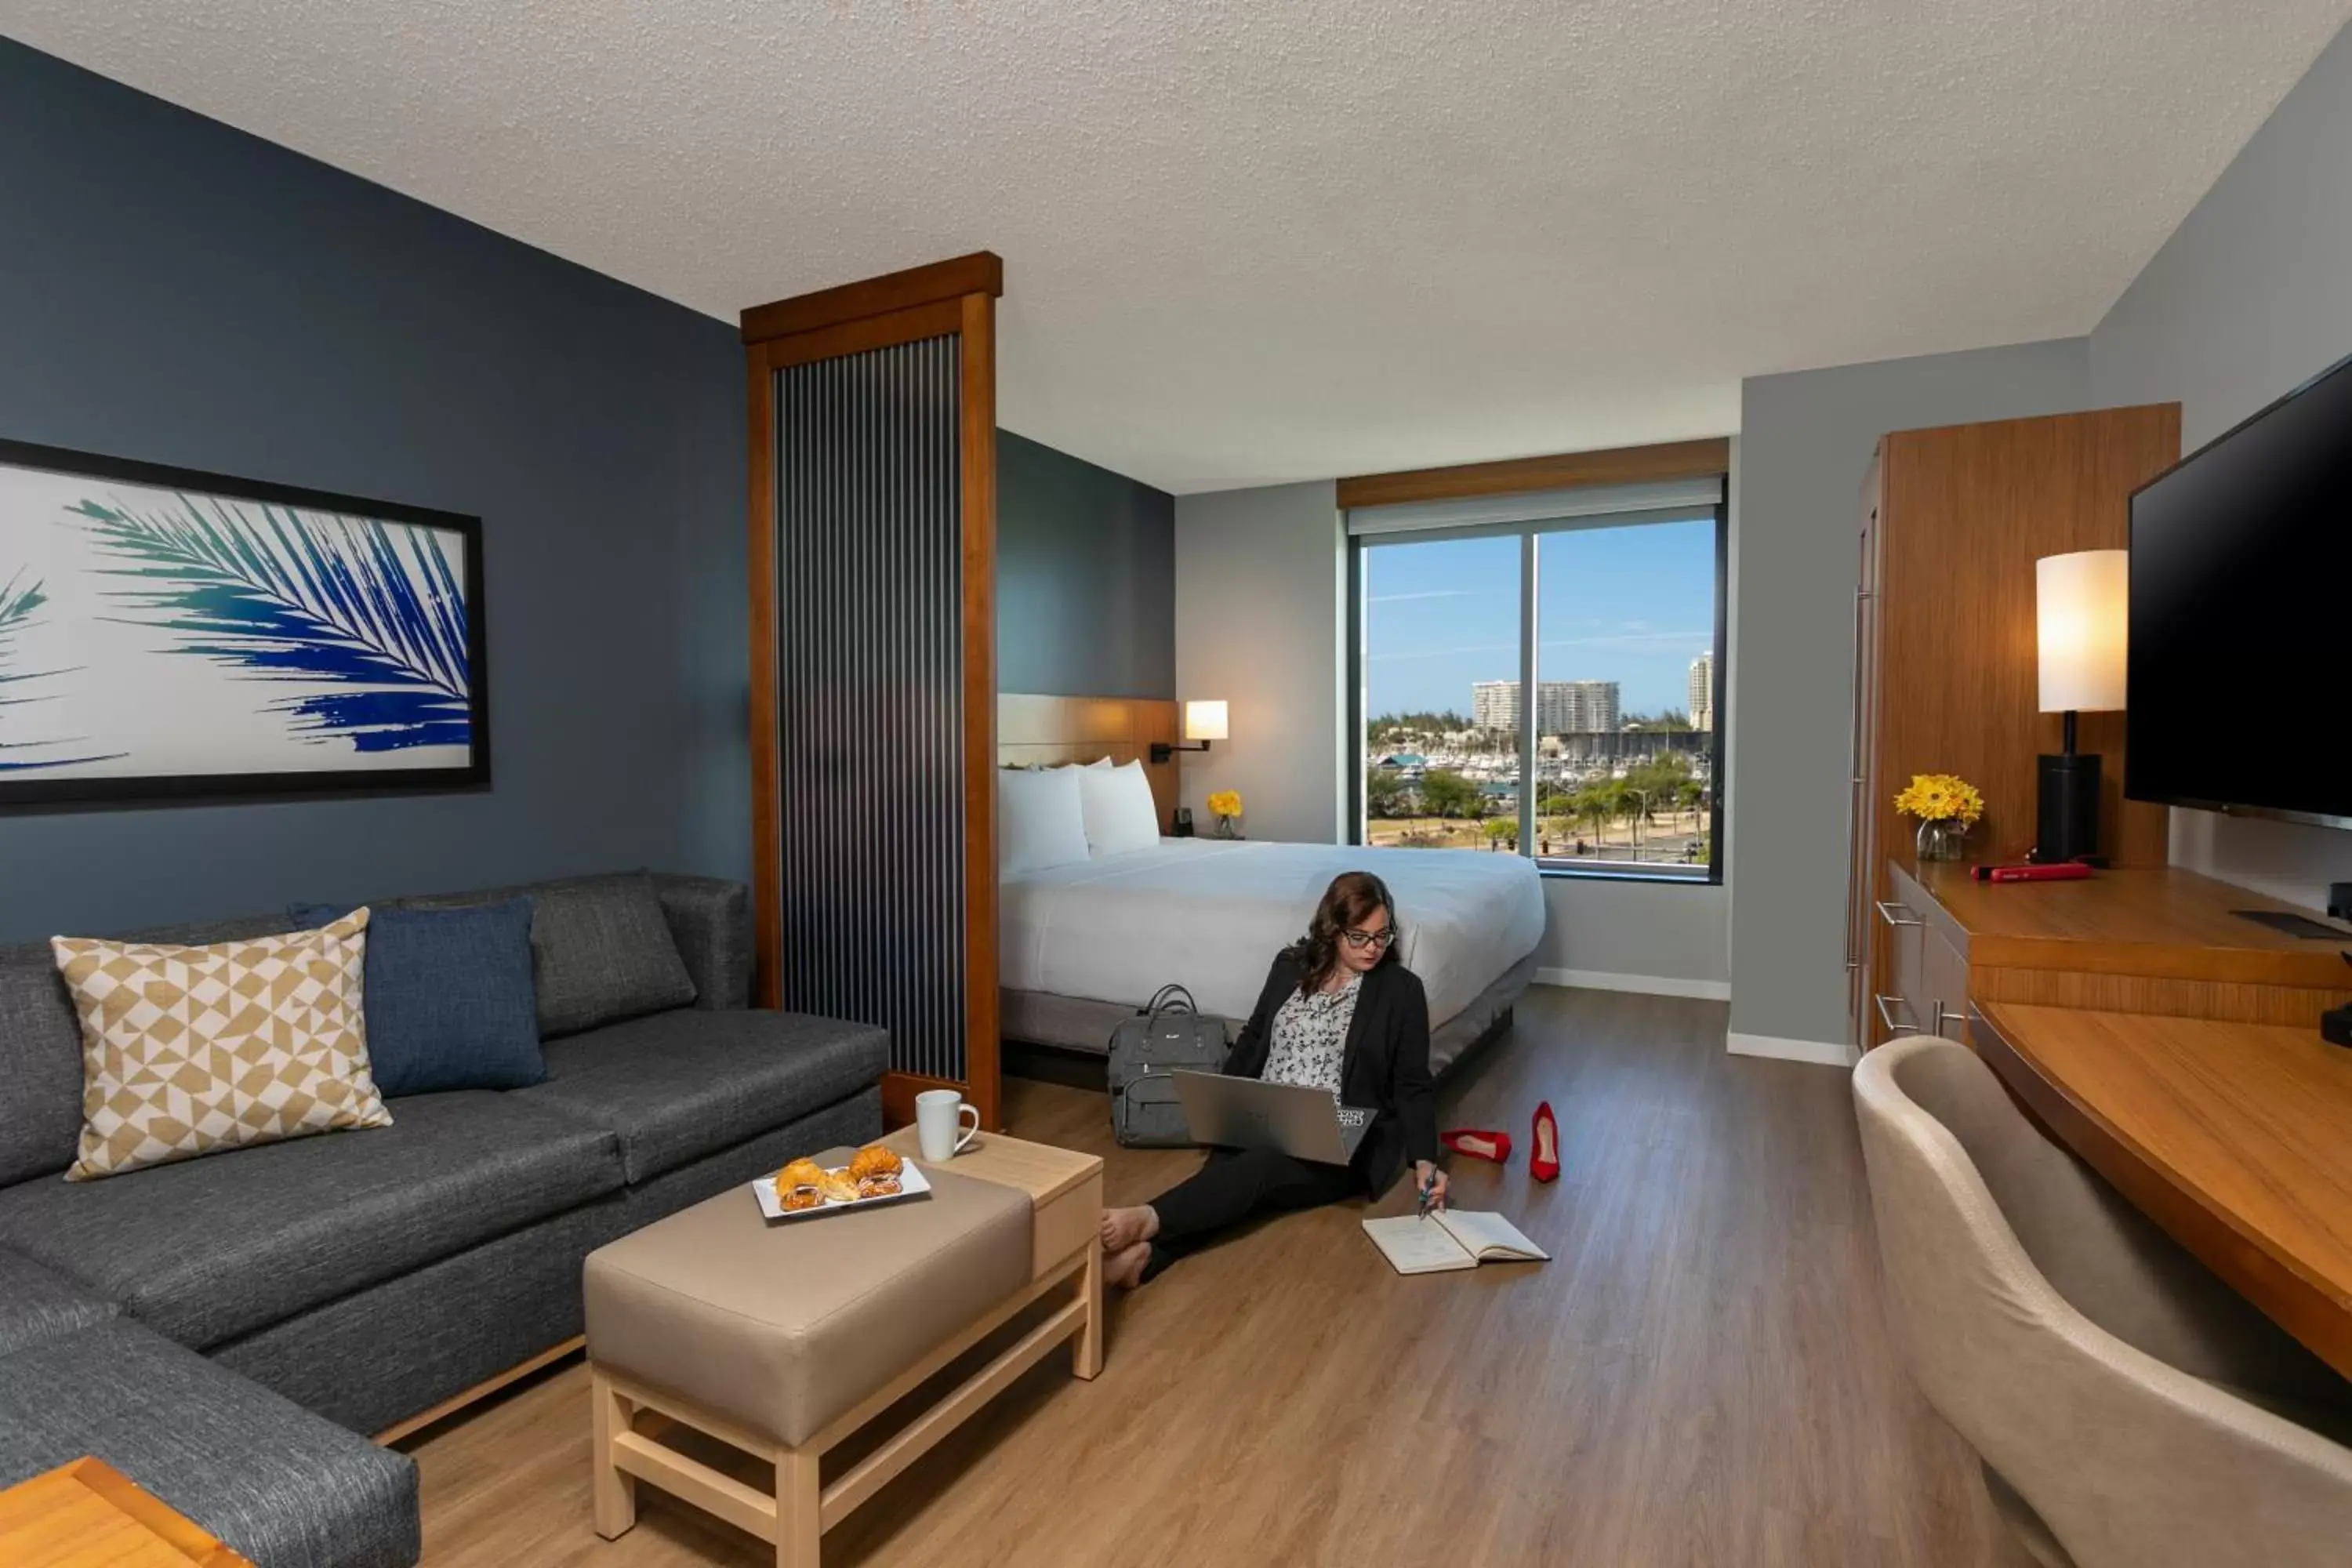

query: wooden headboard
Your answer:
[997,693,1181,831]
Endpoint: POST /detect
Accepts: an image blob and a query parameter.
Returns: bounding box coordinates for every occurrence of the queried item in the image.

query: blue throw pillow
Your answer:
[288,898,544,1097]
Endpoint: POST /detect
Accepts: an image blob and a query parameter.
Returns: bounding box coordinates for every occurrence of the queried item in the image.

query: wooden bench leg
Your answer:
[590,1370,637,1539]
[1075,1232,1105,1381]
[775,1448,820,1568]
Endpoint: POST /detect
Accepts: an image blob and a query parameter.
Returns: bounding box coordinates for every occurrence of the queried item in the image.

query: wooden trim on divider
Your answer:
[746,351,782,1011]
[759,299,964,372]
[1335,435,1733,510]
[880,1070,968,1130]
[740,252,1004,344]
[375,1335,586,1446]
[959,287,1002,1134]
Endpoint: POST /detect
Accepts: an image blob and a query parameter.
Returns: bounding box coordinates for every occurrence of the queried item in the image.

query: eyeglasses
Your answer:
[1341,927,1396,951]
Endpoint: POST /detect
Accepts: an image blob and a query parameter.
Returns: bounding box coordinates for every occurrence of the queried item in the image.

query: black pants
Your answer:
[1144,1145,1363,1281]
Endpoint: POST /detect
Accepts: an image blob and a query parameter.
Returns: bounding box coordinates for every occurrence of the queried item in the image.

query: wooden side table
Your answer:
[880,1125,1106,1378]
[0,1457,251,1567]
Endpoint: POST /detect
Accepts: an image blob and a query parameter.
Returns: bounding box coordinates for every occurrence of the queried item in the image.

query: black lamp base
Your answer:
[2034,750,2102,864]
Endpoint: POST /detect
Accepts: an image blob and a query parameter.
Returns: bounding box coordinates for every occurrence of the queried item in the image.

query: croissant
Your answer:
[818,1170,859,1204]
[848,1145,902,1181]
[777,1157,825,1190]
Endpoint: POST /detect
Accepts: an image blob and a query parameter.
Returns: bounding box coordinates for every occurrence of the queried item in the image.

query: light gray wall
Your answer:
[1173,481,1345,844]
[1729,340,2091,1051]
[2088,20,2352,910]
[1534,880,1727,991]
[0,38,744,943]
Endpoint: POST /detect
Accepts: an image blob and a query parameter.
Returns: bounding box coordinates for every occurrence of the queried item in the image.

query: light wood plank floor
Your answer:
[406,986,2029,1566]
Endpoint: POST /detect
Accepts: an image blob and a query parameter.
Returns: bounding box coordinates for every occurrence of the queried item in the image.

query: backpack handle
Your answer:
[1143,983,1196,1017]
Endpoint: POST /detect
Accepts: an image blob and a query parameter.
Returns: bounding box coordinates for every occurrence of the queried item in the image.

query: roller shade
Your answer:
[1345,475,1725,541]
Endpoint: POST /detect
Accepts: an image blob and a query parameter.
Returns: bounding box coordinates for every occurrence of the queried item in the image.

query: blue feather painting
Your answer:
[0,442,484,803]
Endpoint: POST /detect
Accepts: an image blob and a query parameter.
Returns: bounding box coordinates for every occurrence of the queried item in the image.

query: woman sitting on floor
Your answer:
[1099,869,1445,1287]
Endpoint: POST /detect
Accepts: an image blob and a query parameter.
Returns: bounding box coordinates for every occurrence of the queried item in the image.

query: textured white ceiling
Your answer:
[4,3,2346,492]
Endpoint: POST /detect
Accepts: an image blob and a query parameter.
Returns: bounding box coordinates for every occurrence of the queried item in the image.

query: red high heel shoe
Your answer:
[1530,1101,1561,1183]
[1440,1129,1512,1163]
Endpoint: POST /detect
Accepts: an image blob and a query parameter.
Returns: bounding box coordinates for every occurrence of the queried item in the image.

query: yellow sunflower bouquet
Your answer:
[1206,789,1243,838]
[1893,773,1984,825]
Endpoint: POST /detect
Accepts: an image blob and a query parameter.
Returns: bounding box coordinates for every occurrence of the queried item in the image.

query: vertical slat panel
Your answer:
[770,333,967,1083]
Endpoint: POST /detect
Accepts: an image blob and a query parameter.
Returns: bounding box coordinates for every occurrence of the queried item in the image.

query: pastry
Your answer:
[777,1157,825,1190]
[848,1145,902,1181]
[818,1170,859,1204]
[857,1173,902,1199]
[780,1183,824,1213]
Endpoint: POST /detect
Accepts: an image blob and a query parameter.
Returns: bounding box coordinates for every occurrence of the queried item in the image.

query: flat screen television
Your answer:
[2128,350,2352,829]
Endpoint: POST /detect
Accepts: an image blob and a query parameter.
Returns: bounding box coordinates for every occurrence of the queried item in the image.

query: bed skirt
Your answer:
[1001,950,1539,1078]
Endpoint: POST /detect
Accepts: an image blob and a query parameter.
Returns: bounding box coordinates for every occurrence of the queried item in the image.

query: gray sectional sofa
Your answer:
[0,871,888,1567]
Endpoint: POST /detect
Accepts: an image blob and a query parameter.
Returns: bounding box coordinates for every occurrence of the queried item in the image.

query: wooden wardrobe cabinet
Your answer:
[1846,405,2180,1051]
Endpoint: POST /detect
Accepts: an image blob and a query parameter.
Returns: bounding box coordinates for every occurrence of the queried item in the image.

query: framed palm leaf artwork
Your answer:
[0,438,488,806]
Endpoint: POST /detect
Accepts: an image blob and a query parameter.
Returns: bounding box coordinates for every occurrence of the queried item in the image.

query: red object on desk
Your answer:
[1973,862,2095,884]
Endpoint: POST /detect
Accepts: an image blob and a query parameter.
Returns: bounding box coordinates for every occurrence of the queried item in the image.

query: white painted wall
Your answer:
[2087,20,2352,912]
[1173,481,1346,845]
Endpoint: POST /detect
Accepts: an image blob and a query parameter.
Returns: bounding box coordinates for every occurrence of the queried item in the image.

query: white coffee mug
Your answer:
[915,1088,981,1162]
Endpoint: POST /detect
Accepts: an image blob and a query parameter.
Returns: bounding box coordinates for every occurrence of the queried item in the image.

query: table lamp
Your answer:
[1152,699,1227,763]
[2034,550,2128,863]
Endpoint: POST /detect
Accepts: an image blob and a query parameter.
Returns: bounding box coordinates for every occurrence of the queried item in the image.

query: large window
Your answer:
[1351,490,1725,882]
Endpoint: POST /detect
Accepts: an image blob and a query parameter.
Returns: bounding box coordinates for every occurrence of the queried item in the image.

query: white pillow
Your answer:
[1000,765,1092,877]
[1078,759,1163,858]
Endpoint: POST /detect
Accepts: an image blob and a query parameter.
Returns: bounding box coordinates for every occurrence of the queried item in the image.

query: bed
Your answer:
[1000,837,1545,1074]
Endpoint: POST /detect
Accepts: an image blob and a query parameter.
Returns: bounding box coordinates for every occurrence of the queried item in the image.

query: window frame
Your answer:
[1347,500,1727,887]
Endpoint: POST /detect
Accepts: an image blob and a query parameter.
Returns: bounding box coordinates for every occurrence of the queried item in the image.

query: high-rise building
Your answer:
[1472,679,1620,735]
[1689,652,1715,732]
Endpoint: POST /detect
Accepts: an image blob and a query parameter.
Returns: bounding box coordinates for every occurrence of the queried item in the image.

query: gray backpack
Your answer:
[1107,984,1229,1148]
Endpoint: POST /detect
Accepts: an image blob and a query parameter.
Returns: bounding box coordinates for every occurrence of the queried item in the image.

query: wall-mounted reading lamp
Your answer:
[1151,699,1227,764]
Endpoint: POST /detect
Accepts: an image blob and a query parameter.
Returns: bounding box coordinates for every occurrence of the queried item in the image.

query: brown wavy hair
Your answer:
[1284,870,1401,995]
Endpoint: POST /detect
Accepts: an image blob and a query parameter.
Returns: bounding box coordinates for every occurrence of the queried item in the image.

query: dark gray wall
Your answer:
[2090,18,2352,912]
[1730,339,2090,1054]
[997,430,1174,699]
[0,38,746,942]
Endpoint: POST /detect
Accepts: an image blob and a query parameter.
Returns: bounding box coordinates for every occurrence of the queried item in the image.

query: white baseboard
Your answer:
[1726,1031,1857,1068]
[1534,967,1732,1002]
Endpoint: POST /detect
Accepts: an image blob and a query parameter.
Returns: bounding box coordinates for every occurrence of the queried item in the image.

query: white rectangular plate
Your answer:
[752,1158,933,1221]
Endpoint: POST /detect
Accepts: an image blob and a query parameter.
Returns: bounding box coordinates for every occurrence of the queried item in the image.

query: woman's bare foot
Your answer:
[1100,1204,1160,1251]
[1103,1240,1152,1290]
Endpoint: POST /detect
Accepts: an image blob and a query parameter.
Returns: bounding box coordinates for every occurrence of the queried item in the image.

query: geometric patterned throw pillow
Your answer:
[49,908,393,1181]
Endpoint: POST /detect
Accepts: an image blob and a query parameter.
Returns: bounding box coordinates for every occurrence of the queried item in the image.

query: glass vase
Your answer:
[1915,818,1967,865]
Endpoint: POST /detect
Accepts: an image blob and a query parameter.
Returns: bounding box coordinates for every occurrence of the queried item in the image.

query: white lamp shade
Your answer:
[1183,699,1229,742]
[2036,550,2129,713]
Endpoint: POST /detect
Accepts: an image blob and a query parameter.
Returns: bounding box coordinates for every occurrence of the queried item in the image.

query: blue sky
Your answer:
[1363,517,1717,720]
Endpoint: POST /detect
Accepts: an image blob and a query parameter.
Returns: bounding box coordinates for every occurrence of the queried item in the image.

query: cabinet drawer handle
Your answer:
[1874,994,1919,1035]
[1875,899,1923,929]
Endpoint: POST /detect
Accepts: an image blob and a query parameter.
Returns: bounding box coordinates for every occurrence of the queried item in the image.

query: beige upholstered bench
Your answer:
[584,1134,1103,1566]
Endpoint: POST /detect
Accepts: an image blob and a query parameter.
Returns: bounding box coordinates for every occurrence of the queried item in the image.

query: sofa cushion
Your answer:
[0,1318,419,1568]
[0,916,338,1188]
[52,909,392,1181]
[515,1009,888,1184]
[0,1247,118,1357]
[399,870,696,1038]
[0,1091,622,1349]
[290,898,545,1095]
[651,873,753,1010]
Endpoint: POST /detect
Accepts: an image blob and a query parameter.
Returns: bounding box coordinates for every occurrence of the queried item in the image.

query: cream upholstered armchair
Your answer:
[1852,1035,2352,1568]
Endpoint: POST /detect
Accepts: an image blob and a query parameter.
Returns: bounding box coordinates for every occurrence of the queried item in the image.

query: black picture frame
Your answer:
[0,437,489,809]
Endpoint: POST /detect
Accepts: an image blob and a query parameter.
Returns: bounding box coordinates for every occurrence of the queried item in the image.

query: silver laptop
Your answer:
[1172,1071,1374,1166]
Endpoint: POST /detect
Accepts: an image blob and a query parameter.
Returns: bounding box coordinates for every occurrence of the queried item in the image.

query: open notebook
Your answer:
[1362,1210,1549,1275]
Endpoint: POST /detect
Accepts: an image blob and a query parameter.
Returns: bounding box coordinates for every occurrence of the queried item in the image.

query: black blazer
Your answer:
[1222,953,1437,1196]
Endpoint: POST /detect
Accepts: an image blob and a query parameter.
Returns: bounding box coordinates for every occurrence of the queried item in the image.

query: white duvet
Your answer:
[1000,839,1546,1027]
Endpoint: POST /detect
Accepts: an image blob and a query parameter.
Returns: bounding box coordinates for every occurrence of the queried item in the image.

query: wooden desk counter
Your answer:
[1974,1001,2352,1378]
